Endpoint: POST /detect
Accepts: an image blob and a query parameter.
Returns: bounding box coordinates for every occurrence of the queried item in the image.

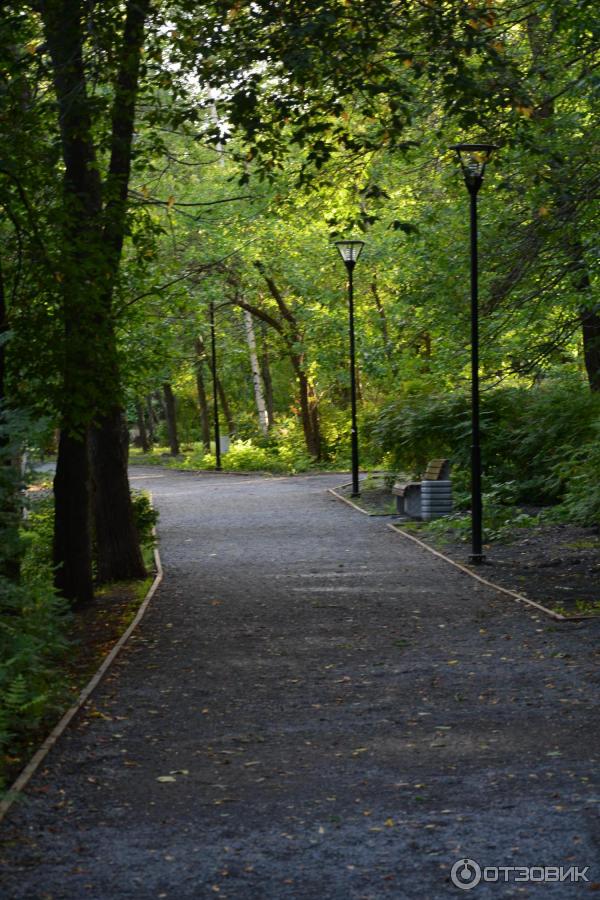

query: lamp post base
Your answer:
[351,491,361,499]
[468,553,486,565]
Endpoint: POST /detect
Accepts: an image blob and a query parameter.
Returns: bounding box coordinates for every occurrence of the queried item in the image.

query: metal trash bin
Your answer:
[420,479,453,521]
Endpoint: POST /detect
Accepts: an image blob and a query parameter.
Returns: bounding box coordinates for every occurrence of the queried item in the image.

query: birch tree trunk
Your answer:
[243,308,269,435]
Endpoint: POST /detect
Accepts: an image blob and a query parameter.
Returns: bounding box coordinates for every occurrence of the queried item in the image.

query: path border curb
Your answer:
[386,522,566,622]
[327,484,376,515]
[0,542,163,826]
[328,482,596,624]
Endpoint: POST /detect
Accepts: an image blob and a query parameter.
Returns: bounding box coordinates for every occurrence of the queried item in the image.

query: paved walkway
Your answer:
[2,470,599,898]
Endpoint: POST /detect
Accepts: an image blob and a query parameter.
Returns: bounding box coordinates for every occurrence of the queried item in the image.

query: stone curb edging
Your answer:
[328,482,595,623]
[386,522,566,622]
[0,541,164,826]
[327,485,374,515]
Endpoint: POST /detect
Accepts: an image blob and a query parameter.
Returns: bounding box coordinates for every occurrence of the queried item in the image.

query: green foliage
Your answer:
[221,440,285,472]
[130,490,159,546]
[554,423,600,526]
[0,499,71,788]
[374,375,600,506]
[424,504,540,547]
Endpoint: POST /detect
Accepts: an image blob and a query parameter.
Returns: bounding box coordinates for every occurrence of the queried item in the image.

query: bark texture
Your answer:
[194,339,212,451]
[91,407,146,584]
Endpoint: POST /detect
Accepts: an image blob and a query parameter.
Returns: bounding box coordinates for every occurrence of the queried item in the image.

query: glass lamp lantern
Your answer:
[334,240,365,267]
[449,143,498,193]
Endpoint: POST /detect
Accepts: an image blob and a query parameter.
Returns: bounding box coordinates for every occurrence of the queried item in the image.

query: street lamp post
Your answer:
[209,299,222,471]
[335,239,365,498]
[449,142,497,564]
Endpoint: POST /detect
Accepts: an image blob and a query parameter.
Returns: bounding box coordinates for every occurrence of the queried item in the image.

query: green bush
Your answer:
[130,489,159,545]
[554,422,600,526]
[373,374,600,506]
[221,439,288,472]
[1,494,72,787]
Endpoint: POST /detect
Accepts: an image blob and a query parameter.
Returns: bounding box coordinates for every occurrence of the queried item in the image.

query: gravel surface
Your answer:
[1,468,599,899]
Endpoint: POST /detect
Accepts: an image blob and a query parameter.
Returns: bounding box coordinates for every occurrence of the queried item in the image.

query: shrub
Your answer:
[1,494,72,787]
[554,421,600,526]
[221,439,287,472]
[130,489,159,545]
[373,374,600,506]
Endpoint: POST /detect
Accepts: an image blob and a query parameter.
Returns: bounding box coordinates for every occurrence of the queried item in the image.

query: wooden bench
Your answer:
[392,459,451,519]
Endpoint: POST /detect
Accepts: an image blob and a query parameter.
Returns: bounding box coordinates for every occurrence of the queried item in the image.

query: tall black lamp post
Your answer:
[335,239,365,498]
[449,142,497,564]
[209,299,222,471]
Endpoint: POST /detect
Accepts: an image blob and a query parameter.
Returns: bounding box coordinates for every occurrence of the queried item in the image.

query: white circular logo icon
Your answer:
[451,858,482,890]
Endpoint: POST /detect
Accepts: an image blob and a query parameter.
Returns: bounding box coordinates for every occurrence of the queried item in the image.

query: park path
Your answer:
[1,469,599,899]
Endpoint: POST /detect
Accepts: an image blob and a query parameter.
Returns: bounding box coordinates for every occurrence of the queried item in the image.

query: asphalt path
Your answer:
[1,468,599,899]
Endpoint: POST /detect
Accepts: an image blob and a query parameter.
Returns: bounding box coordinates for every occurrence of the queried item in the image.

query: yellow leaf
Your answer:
[167,195,175,209]
[384,818,394,827]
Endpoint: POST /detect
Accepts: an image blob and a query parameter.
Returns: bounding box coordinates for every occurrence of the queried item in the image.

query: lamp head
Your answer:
[334,239,365,269]
[449,142,498,193]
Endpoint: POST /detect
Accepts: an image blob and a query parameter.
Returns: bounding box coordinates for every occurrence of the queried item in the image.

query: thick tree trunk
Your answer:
[243,309,269,435]
[162,383,180,456]
[136,401,150,451]
[90,406,146,584]
[53,429,94,604]
[194,340,211,451]
[41,0,150,603]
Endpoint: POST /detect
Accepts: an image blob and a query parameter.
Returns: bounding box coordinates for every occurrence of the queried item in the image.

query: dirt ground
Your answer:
[338,481,600,618]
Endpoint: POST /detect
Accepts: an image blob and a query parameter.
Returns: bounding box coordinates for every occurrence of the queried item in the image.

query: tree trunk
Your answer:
[217,379,234,436]
[243,308,269,435]
[525,16,600,390]
[40,0,150,604]
[90,406,146,584]
[53,429,94,604]
[136,401,150,451]
[194,340,211,451]
[146,396,157,444]
[259,326,275,427]
[295,362,321,459]
[569,242,600,391]
[163,383,180,455]
[371,277,394,366]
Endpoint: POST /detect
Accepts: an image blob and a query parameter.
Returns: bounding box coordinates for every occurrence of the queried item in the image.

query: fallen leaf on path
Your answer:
[157,776,176,783]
